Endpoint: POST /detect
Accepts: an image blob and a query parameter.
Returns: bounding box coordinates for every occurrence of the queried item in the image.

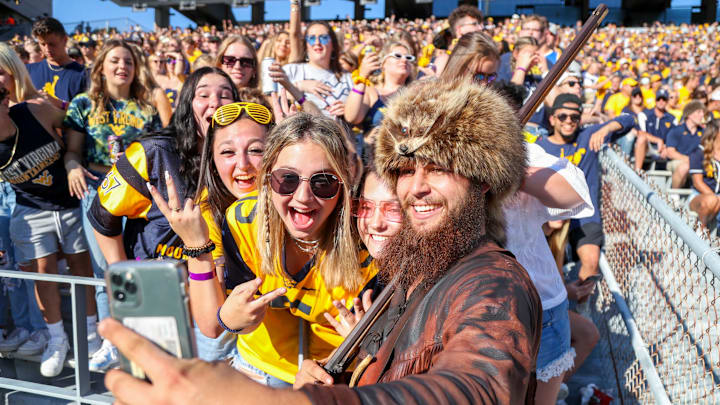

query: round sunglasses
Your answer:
[352,198,403,223]
[269,169,342,199]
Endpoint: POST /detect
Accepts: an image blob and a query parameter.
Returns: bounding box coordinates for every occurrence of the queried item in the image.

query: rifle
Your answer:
[323,4,609,379]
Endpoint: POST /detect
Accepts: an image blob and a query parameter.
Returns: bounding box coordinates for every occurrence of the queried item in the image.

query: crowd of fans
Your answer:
[0,3,719,402]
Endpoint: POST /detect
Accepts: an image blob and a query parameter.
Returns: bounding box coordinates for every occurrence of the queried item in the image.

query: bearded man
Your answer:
[99,79,542,405]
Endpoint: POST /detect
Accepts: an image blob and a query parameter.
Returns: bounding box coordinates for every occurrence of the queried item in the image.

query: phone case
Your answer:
[106,260,197,379]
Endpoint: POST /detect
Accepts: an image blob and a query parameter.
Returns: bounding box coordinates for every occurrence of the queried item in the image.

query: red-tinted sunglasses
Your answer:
[352,198,403,223]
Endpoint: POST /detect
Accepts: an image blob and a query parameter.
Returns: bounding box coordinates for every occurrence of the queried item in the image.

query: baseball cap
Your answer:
[656,89,669,100]
[552,93,583,114]
[621,77,638,87]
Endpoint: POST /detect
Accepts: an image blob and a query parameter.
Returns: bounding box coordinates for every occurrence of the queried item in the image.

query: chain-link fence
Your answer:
[593,146,720,404]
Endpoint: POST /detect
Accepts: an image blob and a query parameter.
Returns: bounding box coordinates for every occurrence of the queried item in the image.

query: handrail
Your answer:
[0,270,105,286]
[0,270,110,403]
[598,253,671,405]
[602,147,720,278]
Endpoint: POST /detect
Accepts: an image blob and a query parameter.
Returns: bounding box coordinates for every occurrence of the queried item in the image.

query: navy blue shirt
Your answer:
[534,114,636,227]
[638,108,675,142]
[666,123,703,156]
[689,146,720,194]
[27,60,88,103]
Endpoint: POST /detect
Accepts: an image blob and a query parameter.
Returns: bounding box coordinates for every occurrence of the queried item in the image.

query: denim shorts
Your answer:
[537,298,575,382]
[10,204,88,264]
[229,347,293,388]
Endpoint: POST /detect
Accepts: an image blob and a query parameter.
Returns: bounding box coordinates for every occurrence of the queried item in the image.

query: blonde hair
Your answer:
[214,35,259,89]
[256,113,362,291]
[0,43,40,102]
[372,40,415,86]
[88,39,155,117]
[257,31,290,65]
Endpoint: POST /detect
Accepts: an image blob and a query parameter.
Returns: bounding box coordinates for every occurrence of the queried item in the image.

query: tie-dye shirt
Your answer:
[64,93,162,166]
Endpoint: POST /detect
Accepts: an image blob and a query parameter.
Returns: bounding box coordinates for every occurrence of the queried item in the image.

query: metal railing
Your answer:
[595,146,720,403]
[0,270,113,404]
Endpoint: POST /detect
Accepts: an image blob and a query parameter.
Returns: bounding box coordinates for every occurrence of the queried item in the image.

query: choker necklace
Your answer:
[0,121,19,170]
[291,236,319,254]
[46,60,65,72]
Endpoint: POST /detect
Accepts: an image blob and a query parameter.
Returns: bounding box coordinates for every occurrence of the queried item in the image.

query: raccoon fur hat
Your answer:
[374,79,527,246]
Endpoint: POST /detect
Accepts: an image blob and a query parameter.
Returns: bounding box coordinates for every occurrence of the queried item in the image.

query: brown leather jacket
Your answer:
[300,242,542,405]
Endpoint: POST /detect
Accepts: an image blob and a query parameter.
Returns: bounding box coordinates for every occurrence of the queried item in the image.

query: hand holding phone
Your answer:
[106,260,196,379]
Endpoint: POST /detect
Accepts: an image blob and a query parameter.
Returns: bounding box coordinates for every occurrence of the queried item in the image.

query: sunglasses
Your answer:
[352,198,403,223]
[383,52,416,63]
[212,102,272,128]
[473,72,497,84]
[269,169,342,199]
[555,113,581,123]
[221,55,255,69]
[564,80,580,87]
[306,34,331,46]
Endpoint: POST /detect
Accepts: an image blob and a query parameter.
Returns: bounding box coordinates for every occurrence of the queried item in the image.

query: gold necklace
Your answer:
[0,121,19,170]
[46,60,65,72]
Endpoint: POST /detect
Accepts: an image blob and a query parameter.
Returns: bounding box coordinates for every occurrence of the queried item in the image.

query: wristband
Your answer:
[61,100,68,110]
[182,240,215,258]
[352,88,365,96]
[217,307,244,334]
[516,66,527,73]
[296,95,306,105]
[188,271,215,281]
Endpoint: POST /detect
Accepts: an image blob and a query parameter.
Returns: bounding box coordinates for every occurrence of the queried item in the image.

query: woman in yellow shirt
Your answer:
[150,112,377,387]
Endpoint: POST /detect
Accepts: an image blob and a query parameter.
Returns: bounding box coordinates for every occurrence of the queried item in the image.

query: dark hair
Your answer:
[448,5,483,36]
[145,67,240,196]
[197,87,274,226]
[305,21,343,76]
[32,17,66,38]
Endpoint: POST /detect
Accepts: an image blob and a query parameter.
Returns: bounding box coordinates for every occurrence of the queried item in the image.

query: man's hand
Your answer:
[589,127,609,151]
[100,319,305,405]
[294,359,334,389]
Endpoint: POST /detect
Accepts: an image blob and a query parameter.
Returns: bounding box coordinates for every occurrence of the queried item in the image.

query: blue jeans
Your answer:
[81,171,110,321]
[229,347,293,388]
[537,298,574,382]
[0,182,46,332]
[615,132,636,156]
[194,325,235,362]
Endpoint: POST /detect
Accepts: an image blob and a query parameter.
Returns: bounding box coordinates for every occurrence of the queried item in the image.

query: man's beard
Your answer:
[376,185,488,291]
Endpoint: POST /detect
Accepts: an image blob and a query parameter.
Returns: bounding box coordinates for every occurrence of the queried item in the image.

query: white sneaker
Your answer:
[0,328,29,352]
[87,331,102,357]
[89,339,119,372]
[16,329,49,356]
[40,334,69,377]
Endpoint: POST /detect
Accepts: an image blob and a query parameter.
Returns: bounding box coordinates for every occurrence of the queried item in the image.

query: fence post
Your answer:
[71,283,90,397]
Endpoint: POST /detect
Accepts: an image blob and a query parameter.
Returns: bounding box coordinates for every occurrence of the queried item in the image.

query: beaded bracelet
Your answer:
[217,307,243,334]
[182,240,215,258]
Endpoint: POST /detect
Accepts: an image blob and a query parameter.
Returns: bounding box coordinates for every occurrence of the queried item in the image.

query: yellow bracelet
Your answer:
[353,75,372,87]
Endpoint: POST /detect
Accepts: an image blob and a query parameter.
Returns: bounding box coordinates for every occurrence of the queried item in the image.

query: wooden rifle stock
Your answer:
[323,4,608,380]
